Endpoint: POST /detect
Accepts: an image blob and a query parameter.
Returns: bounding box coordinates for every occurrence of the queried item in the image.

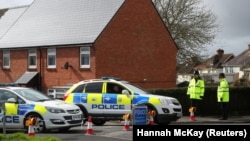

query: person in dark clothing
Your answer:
[217,73,229,120]
[187,70,205,116]
[112,85,120,93]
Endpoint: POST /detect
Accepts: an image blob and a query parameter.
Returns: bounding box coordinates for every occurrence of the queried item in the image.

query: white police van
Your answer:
[0,87,83,133]
[64,77,183,125]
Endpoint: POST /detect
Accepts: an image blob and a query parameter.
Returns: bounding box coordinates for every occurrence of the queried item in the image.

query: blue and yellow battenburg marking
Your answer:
[0,116,20,123]
[65,92,161,109]
[132,93,161,105]
[4,103,47,116]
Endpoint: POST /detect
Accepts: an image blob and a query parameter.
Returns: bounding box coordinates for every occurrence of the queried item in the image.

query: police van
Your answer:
[63,77,183,125]
[0,87,83,133]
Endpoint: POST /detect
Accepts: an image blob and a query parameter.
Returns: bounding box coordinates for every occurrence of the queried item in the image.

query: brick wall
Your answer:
[95,0,177,89]
[0,0,178,93]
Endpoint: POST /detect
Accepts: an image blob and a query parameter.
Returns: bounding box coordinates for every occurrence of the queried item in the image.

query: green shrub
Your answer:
[0,132,61,141]
[148,86,250,116]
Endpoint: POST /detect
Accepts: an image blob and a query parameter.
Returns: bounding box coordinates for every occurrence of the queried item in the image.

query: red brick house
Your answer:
[0,0,177,93]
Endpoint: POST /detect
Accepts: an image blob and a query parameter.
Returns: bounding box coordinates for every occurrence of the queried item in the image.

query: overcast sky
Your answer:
[202,0,250,57]
[0,0,250,57]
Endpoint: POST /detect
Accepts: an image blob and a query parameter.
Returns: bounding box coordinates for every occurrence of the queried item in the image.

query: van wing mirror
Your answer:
[122,90,130,97]
[7,98,17,103]
[122,89,129,94]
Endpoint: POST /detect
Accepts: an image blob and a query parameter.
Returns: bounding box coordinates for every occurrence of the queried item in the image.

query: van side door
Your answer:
[103,82,131,115]
[84,82,104,115]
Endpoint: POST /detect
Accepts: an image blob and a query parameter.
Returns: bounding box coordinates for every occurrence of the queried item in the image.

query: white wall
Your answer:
[176,74,191,84]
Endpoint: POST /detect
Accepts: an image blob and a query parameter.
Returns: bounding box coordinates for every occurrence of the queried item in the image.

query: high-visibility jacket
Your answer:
[217,78,229,102]
[187,78,205,100]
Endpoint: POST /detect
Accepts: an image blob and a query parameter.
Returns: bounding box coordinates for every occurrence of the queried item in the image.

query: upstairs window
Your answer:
[47,48,56,68]
[28,49,37,69]
[3,50,10,69]
[80,47,90,68]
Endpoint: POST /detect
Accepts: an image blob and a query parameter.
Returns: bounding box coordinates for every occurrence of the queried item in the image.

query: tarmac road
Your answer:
[39,115,250,141]
[173,115,250,124]
[3,116,250,141]
[37,121,133,141]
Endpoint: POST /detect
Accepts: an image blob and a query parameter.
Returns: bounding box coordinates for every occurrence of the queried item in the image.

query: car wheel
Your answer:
[92,119,106,126]
[25,114,46,133]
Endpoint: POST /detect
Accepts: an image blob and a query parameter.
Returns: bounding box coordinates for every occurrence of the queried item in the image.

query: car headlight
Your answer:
[159,98,180,105]
[46,107,65,113]
[159,98,171,105]
[170,98,181,105]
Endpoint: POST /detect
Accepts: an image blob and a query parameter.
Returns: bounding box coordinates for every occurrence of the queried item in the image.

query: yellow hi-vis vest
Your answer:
[217,78,229,102]
[187,78,204,100]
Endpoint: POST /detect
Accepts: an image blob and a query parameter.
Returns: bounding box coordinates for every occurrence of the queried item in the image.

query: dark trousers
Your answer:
[219,102,229,119]
[190,99,202,115]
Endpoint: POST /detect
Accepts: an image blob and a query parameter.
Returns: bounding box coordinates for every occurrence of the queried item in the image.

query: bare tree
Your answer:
[153,0,220,64]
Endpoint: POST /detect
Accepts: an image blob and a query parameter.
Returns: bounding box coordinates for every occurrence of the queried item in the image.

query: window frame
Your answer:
[47,48,56,68]
[2,50,10,69]
[80,47,90,68]
[28,49,37,69]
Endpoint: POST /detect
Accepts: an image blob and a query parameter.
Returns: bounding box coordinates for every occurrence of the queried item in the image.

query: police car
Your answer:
[0,87,83,133]
[63,77,182,125]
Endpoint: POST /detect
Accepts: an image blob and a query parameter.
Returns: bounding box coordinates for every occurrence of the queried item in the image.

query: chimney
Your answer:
[213,49,224,65]
[217,49,224,56]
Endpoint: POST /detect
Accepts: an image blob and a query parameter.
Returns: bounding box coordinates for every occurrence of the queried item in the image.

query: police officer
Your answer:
[187,70,205,116]
[217,73,229,120]
[112,85,120,93]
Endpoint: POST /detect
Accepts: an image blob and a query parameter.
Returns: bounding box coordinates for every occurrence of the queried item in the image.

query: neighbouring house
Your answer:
[176,57,202,85]
[194,49,235,83]
[0,0,178,93]
[177,49,235,84]
[223,45,250,84]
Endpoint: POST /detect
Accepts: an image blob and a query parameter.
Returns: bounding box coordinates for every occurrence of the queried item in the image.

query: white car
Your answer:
[64,77,183,125]
[0,87,83,133]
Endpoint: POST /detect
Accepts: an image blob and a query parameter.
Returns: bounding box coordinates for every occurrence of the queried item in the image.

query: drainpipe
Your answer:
[39,47,42,91]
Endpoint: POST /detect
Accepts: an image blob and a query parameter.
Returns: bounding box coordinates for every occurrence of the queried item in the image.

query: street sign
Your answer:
[132,106,147,125]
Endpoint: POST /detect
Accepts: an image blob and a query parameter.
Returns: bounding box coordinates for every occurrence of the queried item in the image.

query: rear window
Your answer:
[72,83,86,93]
[85,82,103,93]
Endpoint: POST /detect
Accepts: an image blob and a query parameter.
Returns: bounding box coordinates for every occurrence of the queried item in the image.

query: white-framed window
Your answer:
[28,49,37,69]
[225,66,234,73]
[3,50,10,68]
[47,48,56,68]
[80,47,90,68]
[225,67,228,73]
[230,67,234,73]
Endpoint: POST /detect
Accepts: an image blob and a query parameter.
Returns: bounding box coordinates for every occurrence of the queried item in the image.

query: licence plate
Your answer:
[72,114,81,120]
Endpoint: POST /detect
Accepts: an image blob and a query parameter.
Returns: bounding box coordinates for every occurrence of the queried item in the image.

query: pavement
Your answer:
[174,115,250,124]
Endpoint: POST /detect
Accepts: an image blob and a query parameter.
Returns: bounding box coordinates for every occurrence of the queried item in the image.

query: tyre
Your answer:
[92,119,106,126]
[25,114,46,133]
